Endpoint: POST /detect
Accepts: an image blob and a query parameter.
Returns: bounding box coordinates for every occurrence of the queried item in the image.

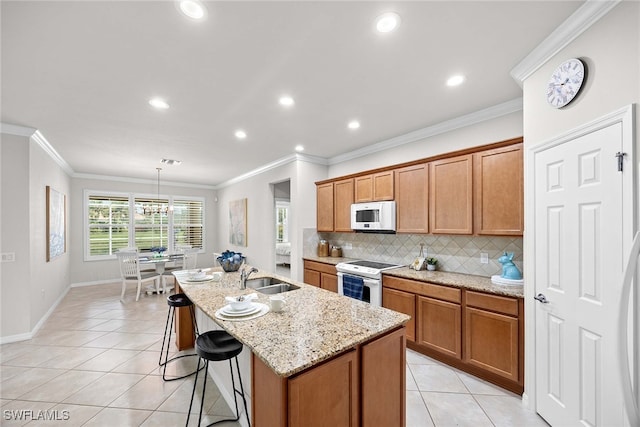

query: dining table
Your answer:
[138,253,183,274]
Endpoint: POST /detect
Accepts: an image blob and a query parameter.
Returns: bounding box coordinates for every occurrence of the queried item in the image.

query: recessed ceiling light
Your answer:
[279,96,295,107]
[295,145,304,152]
[179,0,206,20]
[348,120,361,130]
[149,98,170,109]
[234,130,247,139]
[446,75,466,87]
[376,12,401,33]
[161,158,182,165]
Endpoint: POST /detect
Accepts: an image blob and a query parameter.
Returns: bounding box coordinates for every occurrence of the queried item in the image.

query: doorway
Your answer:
[274,180,291,278]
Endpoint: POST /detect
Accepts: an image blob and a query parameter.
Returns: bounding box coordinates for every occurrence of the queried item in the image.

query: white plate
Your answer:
[215,303,270,322]
[220,303,261,317]
[185,275,213,282]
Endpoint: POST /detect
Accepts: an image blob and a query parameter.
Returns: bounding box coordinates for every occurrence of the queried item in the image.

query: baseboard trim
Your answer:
[71,278,120,288]
[0,284,71,345]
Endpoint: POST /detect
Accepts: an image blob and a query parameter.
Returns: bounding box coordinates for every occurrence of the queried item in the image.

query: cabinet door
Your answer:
[417,296,461,359]
[289,349,359,427]
[474,143,524,235]
[373,171,394,201]
[429,154,473,234]
[464,307,519,382]
[303,269,320,287]
[321,272,338,293]
[383,288,416,342]
[395,164,429,233]
[361,327,406,427]
[334,179,354,232]
[355,175,373,202]
[316,183,334,232]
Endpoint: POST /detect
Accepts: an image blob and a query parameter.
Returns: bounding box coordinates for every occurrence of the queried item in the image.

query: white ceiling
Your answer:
[1,1,582,187]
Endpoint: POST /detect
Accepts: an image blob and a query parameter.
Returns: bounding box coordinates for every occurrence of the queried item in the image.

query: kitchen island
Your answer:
[176,267,409,426]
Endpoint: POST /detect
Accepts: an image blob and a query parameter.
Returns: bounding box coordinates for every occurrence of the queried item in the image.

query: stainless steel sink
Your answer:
[245,277,300,294]
[256,283,300,295]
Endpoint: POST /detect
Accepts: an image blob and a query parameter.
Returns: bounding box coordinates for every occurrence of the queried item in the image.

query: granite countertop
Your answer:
[177,267,410,378]
[384,267,524,298]
[303,256,524,298]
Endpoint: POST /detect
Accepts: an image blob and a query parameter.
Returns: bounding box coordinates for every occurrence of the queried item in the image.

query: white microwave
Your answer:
[350,201,396,232]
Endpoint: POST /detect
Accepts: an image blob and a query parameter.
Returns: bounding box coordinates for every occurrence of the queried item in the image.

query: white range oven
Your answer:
[336,260,404,306]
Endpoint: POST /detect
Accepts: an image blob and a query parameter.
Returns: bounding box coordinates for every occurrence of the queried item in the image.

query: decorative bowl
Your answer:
[217,251,245,272]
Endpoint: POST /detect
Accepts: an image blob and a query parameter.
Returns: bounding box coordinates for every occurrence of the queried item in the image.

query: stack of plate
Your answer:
[220,303,261,317]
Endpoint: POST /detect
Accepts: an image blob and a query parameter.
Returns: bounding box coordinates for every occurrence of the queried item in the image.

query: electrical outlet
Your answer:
[480,253,489,264]
[343,243,352,250]
[1,252,15,262]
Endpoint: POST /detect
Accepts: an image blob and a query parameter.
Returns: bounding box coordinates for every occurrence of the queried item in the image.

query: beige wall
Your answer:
[1,133,71,340]
[214,158,327,282]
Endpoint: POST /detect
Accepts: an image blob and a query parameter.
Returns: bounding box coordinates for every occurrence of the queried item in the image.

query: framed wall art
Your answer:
[229,198,247,246]
[46,185,66,261]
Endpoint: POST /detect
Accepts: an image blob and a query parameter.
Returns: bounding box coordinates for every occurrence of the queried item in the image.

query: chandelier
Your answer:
[142,167,169,215]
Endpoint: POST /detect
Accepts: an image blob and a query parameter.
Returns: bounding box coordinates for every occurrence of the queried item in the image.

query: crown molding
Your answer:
[32,130,75,176]
[214,153,328,190]
[1,122,75,175]
[0,122,37,137]
[72,172,217,190]
[510,0,620,86]
[328,98,523,166]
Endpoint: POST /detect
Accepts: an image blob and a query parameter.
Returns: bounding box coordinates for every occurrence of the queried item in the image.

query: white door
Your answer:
[534,120,629,426]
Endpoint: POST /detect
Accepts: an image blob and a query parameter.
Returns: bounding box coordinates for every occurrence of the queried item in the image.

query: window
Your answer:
[173,199,204,249]
[85,191,205,260]
[134,197,169,251]
[276,201,289,243]
[87,195,130,257]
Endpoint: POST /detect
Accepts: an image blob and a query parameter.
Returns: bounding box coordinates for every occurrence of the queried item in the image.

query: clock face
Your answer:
[546,58,585,108]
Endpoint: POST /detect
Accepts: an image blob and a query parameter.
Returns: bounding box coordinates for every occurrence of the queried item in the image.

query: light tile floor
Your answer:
[1,282,548,426]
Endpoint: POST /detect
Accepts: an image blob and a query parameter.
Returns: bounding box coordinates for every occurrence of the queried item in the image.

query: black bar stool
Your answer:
[158,293,201,381]
[186,330,250,427]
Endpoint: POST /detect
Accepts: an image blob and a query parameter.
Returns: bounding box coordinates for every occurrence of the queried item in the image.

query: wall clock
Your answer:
[546,58,586,108]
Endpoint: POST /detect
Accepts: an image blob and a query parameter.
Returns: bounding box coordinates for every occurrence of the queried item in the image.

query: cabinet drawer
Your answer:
[303,260,337,275]
[384,276,460,303]
[466,291,518,316]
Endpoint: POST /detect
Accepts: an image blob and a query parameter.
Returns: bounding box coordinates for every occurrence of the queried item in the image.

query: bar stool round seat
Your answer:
[167,293,192,308]
[158,293,201,381]
[195,330,243,361]
[187,330,250,427]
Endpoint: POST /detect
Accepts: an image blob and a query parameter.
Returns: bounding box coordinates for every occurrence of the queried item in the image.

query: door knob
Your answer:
[534,293,549,304]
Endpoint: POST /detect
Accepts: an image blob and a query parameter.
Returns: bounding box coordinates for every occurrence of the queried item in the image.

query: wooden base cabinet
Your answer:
[417,296,461,359]
[303,259,338,292]
[289,350,359,427]
[383,276,524,394]
[252,327,406,427]
[464,291,522,383]
[383,287,416,342]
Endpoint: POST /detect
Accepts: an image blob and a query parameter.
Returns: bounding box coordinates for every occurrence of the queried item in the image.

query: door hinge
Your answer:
[616,152,627,172]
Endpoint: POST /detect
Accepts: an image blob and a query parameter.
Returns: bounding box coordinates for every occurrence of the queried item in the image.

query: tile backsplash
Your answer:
[303,228,523,277]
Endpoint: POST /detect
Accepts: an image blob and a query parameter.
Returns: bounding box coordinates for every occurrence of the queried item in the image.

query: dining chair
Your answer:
[161,247,199,293]
[116,250,161,301]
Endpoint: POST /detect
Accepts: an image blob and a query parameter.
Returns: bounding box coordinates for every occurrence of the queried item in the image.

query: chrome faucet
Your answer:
[240,266,258,289]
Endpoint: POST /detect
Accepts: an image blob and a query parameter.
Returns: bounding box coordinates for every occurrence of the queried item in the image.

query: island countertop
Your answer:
[176,267,409,378]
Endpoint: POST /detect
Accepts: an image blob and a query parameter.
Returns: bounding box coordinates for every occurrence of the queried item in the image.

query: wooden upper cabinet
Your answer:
[395,163,429,234]
[474,143,524,235]
[429,154,473,234]
[355,171,394,202]
[334,178,354,232]
[316,182,334,232]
